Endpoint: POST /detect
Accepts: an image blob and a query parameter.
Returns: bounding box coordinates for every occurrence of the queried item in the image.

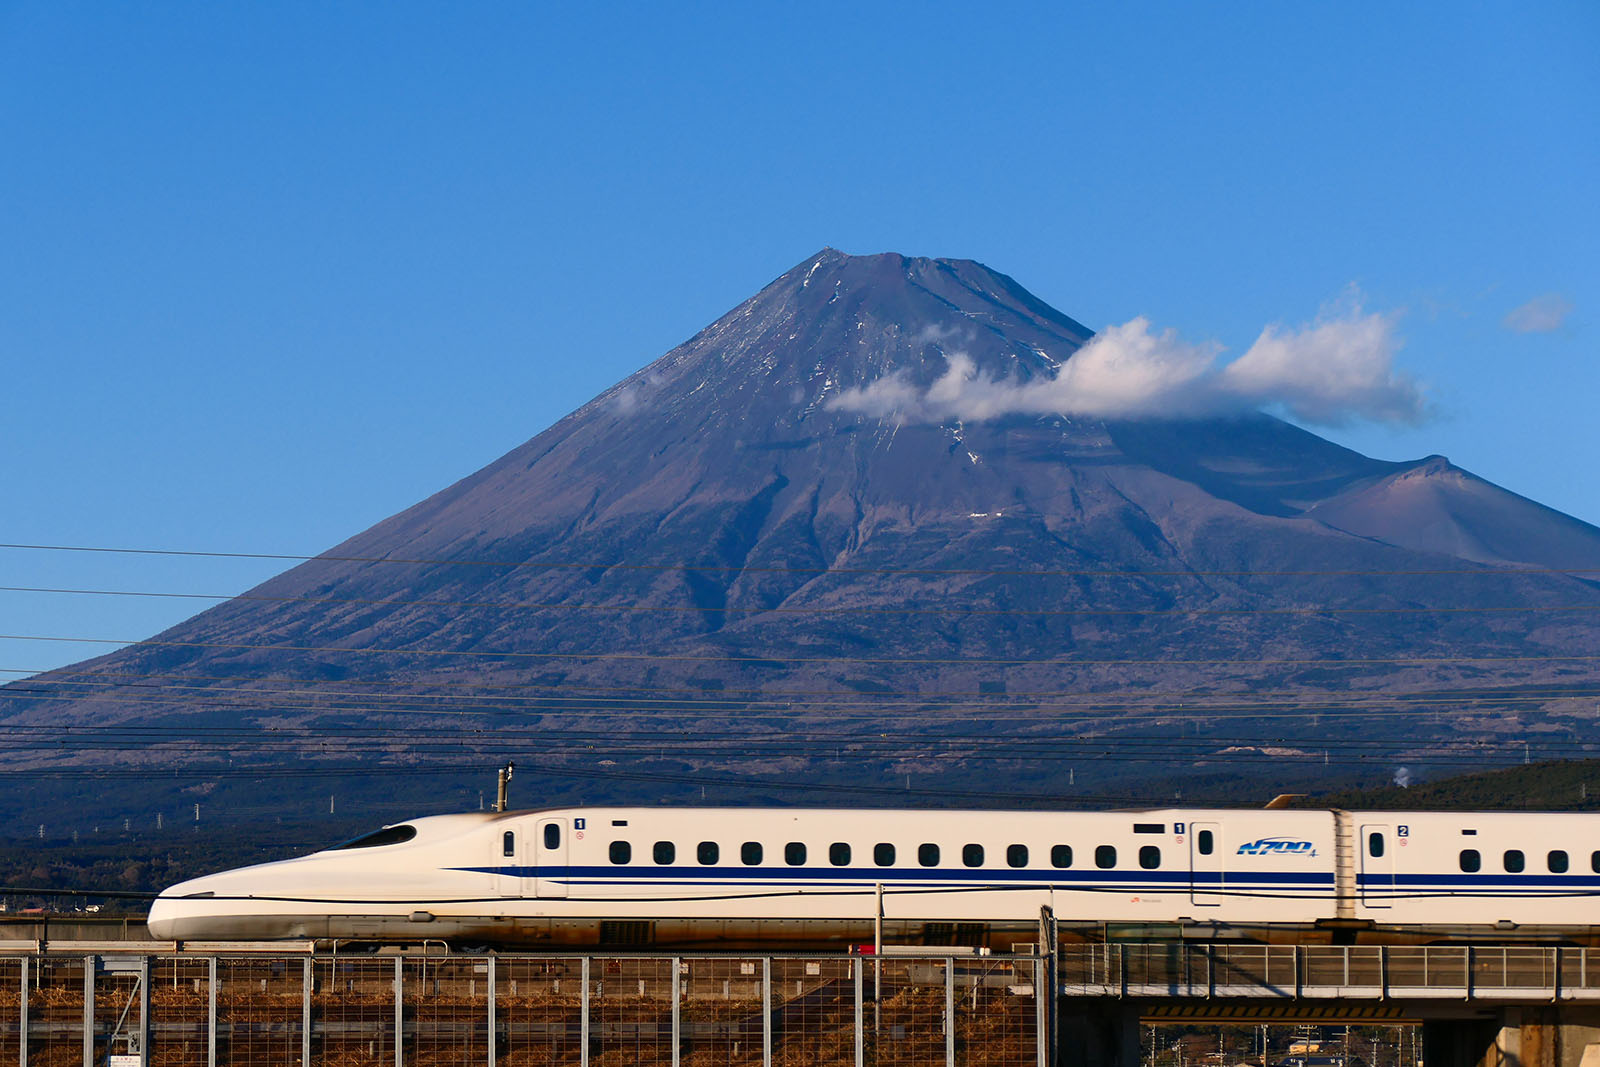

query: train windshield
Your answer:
[329,825,418,850]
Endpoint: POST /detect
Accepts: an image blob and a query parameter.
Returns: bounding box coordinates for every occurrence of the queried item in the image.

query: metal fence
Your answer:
[0,953,1046,1067]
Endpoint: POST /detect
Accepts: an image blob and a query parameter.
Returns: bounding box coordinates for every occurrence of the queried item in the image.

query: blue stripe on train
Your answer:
[447,863,1335,887]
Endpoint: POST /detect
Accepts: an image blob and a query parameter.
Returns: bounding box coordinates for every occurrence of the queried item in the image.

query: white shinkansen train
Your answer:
[146,806,1600,949]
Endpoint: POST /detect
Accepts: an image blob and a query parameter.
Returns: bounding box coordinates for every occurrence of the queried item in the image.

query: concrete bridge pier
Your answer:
[1056,999,1140,1067]
[1425,1007,1600,1067]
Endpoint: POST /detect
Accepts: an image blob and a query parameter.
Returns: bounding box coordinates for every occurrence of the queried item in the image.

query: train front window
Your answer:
[332,825,418,851]
[1504,849,1525,873]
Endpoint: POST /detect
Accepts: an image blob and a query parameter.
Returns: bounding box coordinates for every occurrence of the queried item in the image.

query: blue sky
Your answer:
[1,2,1596,676]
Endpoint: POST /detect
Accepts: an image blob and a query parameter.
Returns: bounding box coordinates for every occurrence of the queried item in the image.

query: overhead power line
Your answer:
[3,540,1598,579]
[6,632,1599,667]
[6,583,1600,619]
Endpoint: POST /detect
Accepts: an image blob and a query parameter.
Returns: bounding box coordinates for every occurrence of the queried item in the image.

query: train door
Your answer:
[535,817,569,899]
[1188,821,1224,905]
[491,826,525,897]
[1360,824,1394,908]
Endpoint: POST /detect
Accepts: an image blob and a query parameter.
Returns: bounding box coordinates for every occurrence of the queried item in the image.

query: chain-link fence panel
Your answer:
[494,955,583,1065]
[770,957,857,1067]
[588,956,675,1066]
[28,957,86,1067]
[0,958,20,1064]
[150,957,211,1067]
[951,958,1037,1067]
[218,957,307,1067]
[404,956,489,1067]
[871,957,947,1065]
[679,956,764,1066]
[316,956,398,1067]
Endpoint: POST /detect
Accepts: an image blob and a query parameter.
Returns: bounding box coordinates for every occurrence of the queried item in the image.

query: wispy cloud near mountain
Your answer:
[830,295,1426,427]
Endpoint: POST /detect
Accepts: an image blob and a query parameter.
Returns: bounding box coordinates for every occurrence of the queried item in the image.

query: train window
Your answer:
[830,843,851,866]
[963,844,984,868]
[1007,844,1028,868]
[741,842,763,865]
[1549,850,1570,873]
[874,843,896,866]
[1051,845,1073,868]
[1139,846,1161,869]
[333,825,418,851]
[654,841,675,865]
[1504,849,1525,873]
[697,841,719,865]
[610,841,631,864]
[785,842,807,866]
[1368,833,1385,858]
[1459,849,1480,872]
[918,843,940,867]
[1095,845,1117,869]
[1593,851,1600,874]
[502,832,515,857]
[544,824,560,850]
[1198,830,1214,855]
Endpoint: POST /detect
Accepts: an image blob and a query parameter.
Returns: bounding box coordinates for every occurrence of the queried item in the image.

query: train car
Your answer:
[145,805,1600,949]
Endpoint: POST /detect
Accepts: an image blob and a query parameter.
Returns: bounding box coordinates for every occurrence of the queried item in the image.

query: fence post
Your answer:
[485,956,496,1067]
[19,955,28,1067]
[761,958,772,1067]
[672,957,681,1067]
[1034,955,1048,1067]
[394,956,403,1067]
[82,955,94,1067]
[854,959,865,1067]
[580,957,590,1067]
[945,958,956,1067]
[138,956,150,1067]
[207,957,217,1067]
[302,957,313,1066]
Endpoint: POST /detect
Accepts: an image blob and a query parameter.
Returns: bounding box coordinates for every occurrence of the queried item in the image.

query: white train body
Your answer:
[146,806,1600,948]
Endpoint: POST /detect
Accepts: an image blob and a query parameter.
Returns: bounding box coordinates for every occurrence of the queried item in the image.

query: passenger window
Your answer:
[653,841,675,864]
[918,843,940,867]
[1368,833,1385,858]
[1198,830,1214,855]
[697,841,719,865]
[1007,844,1028,868]
[610,841,631,864]
[963,844,984,868]
[785,842,806,866]
[544,823,560,850]
[502,831,515,858]
[1459,849,1480,872]
[829,843,851,866]
[1592,850,1600,874]
[1549,850,1569,873]
[1504,849,1525,873]
[1051,845,1072,869]
[1095,845,1117,869]
[741,842,763,865]
[874,843,895,866]
[1139,845,1161,869]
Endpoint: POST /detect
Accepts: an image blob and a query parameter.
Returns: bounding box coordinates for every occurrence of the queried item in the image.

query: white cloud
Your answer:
[1503,293,1574,334]
[828,296,1426,428]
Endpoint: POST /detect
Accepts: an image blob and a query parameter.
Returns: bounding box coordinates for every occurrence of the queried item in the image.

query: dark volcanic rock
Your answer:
[8,249,1600,808]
